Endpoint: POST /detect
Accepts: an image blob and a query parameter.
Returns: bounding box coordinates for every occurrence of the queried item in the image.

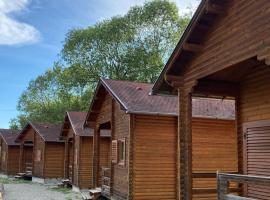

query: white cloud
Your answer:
[0,0,40,45]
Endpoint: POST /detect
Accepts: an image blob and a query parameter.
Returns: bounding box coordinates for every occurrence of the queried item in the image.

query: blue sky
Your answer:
[0,0,199,128]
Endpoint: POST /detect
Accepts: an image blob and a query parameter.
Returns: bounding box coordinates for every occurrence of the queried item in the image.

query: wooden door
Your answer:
[24,146,33,174]
[243,120,270,200]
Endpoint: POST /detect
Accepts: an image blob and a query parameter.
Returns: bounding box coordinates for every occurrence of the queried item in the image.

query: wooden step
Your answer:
[81,191,93,200]
[89,188,101,200]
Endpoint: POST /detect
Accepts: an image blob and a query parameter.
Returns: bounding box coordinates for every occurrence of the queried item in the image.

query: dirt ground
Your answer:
[0,178,81,200]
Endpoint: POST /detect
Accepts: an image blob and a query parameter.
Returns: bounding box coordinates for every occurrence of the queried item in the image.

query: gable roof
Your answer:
[86,78,235,123]
[152,0,230,93]
[0,129,20,146]
[17,122,63,143]
[63,112,92,137]
[62,112,111,137]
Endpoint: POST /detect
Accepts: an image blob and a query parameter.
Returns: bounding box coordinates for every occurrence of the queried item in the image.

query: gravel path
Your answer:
[4,183,81,200]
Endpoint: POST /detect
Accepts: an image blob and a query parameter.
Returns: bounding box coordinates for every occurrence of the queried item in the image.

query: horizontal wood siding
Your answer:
[112,101,129,200]
[192,118,238,200]
[99,137,110,186]
[44,143,65,178]
[79,137,93,189]
[7,146,20,175]
[239,64,270,199]
[133,115,177,200]
[181,0,270,84]
[19,129,34,173]
[0,142,7,173]
[33,133,44,177]
[97,93,112,125]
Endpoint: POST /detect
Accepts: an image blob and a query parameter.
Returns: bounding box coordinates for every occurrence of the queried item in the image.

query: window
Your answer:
[118,138,126,166]
[35,150,42,162]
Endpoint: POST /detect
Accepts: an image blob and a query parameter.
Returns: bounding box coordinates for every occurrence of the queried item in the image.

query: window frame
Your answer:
[117,138,126,166]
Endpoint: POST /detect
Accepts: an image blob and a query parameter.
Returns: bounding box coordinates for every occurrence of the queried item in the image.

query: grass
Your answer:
[0,177,32,184]
[50,187,72,194]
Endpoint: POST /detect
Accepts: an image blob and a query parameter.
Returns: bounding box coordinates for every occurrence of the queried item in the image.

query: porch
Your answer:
[177,58,270,200]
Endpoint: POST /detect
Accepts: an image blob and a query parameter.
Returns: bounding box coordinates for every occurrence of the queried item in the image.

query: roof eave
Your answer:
[152,0,207,93]
[126,110,177,117]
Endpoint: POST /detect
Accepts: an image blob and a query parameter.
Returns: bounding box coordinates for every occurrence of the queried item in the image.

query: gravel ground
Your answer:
[4,183,81,200]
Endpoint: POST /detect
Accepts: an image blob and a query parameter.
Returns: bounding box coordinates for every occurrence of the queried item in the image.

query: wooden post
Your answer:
[63,140,68,179]
[93,127,100,188]
[178,86,193,200]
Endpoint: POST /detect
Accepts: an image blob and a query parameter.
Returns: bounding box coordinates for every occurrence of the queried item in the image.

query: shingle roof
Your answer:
[30,122,63,142]
[17,122,63,143]
[66,112,93,137]
[0,129,20,146]
[99,79,235,119]
[63,112,111,137]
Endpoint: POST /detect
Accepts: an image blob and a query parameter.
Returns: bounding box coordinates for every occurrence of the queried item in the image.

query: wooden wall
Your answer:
[44,142,65,178]
[0,141,8,174]
[179,0,270,84]
[111,101,130,200]
[192,118,238,200]
[239,64,270,199]
[132,115,178,200]
[7,146,20,175]
[19,129,34,173]
[96,93,112,125]
[33,132,45,177]
[98,137,111,186]
[239,64,270,123]
[78,136,93,189]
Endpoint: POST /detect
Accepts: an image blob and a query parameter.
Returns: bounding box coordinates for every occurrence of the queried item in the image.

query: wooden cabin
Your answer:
[85,78,237,200]
[16,122,65,183]
[61,111,111,191]
[152,0,270,199]
[0,129,20,176]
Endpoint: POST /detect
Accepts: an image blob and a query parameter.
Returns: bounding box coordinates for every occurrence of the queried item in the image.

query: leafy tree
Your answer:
[10,0,191,128]
[62,0,190,83]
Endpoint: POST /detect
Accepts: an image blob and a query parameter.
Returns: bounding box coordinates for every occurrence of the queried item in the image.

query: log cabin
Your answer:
[85,78,237,200]
[16,122,65,183]
[0,129,20,176]
[152,0,270,199]
[61,111,111,191]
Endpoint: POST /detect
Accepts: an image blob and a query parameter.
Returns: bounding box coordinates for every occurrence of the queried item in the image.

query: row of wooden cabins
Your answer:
[1,0,270,199]
[0,78,237,200]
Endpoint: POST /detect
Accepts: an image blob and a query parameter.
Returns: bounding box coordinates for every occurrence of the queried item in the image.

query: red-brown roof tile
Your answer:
[100,79,235,119]
[66,112,93,136]
[17,122,63,142]
[0,129,20,146]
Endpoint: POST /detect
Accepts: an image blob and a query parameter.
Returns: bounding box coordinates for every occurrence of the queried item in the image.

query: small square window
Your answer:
[118,138,126,166]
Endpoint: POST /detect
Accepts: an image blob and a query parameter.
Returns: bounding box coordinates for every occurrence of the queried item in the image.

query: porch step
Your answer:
[17,173,26,176]
[81,191,93,200]
[89,188,101,200]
